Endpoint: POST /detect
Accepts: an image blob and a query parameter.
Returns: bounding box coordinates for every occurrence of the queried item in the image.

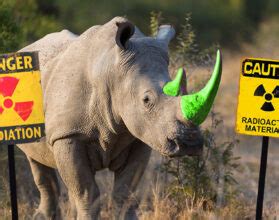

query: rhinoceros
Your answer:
[17,16,222,219]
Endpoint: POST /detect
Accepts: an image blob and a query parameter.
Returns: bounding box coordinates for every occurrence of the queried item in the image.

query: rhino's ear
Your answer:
[156,25,175,49]
[116,21,135,50]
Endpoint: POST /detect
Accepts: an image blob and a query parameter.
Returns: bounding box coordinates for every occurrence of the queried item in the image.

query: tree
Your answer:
[0,0,61,53]
[0,0,20,53]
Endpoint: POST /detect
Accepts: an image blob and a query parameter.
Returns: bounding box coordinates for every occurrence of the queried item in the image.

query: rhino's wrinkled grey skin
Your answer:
[18,17,203,220]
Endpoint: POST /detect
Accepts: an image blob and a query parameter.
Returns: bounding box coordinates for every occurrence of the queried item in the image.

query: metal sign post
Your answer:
[236,57,279,220]
[8,144,18,220]
[0,52,45,219]
[256,136,269,220]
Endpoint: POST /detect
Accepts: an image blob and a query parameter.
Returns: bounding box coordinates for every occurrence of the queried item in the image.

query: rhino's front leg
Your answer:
[53,138,100,220]
[112,140,151,220]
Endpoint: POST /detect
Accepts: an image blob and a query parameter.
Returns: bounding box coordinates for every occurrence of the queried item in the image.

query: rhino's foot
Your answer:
[33,209,61,220]
[33,210,47,220]
[113,203,138,220]
[124,207,138,220]
[33,203,62,220]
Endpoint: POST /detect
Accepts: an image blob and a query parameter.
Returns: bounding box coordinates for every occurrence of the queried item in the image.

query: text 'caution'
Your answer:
[236,57,279,138]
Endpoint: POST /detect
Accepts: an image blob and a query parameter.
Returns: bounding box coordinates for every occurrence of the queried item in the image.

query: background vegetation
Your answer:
[0,0,279,219]
[1,0,279,51]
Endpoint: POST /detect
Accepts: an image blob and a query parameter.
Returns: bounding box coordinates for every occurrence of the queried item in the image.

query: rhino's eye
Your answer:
[142,92,155,110]
[143,96,150,104]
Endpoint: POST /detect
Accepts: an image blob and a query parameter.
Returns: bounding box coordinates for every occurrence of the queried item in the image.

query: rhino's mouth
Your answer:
[162,136,203,158]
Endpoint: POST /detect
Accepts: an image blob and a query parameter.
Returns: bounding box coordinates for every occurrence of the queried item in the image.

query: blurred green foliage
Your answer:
[0,1,20,52]
[0,0,61,53]
[0,0,278,52]
[55,0,277,48]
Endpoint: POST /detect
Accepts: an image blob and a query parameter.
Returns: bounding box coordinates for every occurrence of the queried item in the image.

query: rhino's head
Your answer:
[107,18,222,157]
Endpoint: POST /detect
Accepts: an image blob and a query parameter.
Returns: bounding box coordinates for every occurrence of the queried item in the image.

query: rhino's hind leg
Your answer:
[28,157,61,220]
[112,140,151,220]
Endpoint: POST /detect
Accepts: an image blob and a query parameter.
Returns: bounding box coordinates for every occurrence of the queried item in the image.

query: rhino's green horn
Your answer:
[163,50,222,125]
[162,68,186,96]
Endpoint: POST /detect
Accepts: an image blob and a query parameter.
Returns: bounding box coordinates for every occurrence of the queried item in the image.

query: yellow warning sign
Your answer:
[236,58,279,138]
[0,52,45,144]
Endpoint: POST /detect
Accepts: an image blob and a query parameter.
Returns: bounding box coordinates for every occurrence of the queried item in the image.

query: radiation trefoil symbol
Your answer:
[254,84,279,112]
[0,76,34,121]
